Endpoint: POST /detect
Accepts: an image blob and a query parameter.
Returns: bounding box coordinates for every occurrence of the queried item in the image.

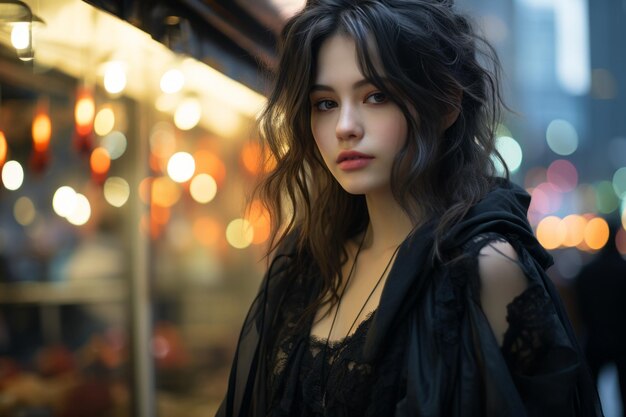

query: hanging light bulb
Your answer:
[0,131,8,167]
[74,86,95,155]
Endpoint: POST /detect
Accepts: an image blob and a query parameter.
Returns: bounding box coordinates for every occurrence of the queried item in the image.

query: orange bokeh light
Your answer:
[561,214,587,247]
[584,217,610,250]
[75,89,95,135]
[151,204,170,225]
[90,147,111,175]
[0,131,7,166]
[246,199,271,244]
[32,112,52,152]
[193,150,226,186]
[151,176,181,208]
[536,216,567,250]
[193,216,222,247]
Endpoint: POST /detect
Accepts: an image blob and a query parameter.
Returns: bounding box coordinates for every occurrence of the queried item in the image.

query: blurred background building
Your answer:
[0,0,623,416]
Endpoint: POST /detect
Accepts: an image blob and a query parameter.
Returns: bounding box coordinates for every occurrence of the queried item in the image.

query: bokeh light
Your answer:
[547,159,578,192]
[546,119,579,156]
[151,176,181,208]
[530,182,562,214]
[95,107,115,136]
[32,111,52,152]
[167,152,195,183]
[226,218,253,249]
[524,167,547,189]
[151,205,170,225]
[11,22,30,49]
[90,147,111,175]
[101,131,127,160]
[14,196,36,226]
[247,199,271,245]
[2,160,24,191]
[174,97,201,131]
[536,216,567,250]
[74,89,96,134]
[189,174,217,203]
[193,216,222,247]
[612,167,626,198]
[104,61,127,94]
[53,186,78,218]
[66,193,91,226]
[0,131,7,166]
[561,214,587,247]
[193,150,226,186]
[493,136,523,174]
[150,122,177,159]
[104,177,130,207]
[584,217,609,250]
[160,69,185,94]
[595,180,620,214]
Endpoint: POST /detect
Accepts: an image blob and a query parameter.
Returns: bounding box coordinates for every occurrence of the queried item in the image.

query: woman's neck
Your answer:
[364,191,416,252]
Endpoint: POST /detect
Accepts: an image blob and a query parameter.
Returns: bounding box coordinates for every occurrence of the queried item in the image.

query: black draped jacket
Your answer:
[216,179,604,417]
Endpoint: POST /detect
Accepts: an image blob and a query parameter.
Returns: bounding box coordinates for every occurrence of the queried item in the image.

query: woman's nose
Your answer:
[335,104,364,141]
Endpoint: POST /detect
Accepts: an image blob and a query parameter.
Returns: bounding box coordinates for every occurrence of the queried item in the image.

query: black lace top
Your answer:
[216,180,603,417]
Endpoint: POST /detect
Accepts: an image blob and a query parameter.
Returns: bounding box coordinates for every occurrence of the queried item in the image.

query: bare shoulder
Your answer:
[477,239,529,345]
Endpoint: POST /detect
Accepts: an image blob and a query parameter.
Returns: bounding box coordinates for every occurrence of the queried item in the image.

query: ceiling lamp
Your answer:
[0,0,46,61]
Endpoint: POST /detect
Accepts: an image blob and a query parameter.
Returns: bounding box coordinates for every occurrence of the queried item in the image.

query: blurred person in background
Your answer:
[576,218,626,416]
[216,0,604,416]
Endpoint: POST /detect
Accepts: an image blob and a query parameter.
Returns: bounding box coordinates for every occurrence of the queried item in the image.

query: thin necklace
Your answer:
[319,231,402,410]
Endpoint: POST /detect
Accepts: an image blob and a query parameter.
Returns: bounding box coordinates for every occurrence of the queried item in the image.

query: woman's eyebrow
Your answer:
[309,79,374,94]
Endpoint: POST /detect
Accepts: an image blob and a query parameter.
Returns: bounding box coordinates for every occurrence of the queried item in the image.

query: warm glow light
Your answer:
[561,214,587,247]
[193,216,221,247]
[194,150,226,186]
[247,199,271,244]
[75,89,95,134]
[2,160,24,191]
[189,174,217,203]
[174,97,201,131]
[14,196,36,226]
[150,122,177,159]
[53,186,78,218]
[151,176,181,208]
[104,61,127,94]
[0,131,7,166]
[32,111,52,152]
[11,23,30,50]
[226,218,253,249]
[536,216,567,250]
[160,69,185,94]
[584,217,609,250]
[95,107,115,136]
[104,177,130,207]
[241,142,263,175]
[101,131,127,160]
[66,193,91,226]
[139,177,153,205]
[90,147,111,175]
[530,182,562,214]
[167,152,195,183]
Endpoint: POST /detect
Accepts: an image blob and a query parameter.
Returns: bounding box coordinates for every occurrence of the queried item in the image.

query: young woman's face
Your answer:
[309,35,408,196]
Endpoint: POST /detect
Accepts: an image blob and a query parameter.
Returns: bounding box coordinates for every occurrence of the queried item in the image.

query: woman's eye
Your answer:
[314,99,336,111]
[366,92,388,104]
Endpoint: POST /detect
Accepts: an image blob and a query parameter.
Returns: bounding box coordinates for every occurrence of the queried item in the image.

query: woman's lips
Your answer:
[336,151,374,171]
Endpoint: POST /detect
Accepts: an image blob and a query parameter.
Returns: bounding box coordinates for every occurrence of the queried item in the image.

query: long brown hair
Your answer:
[253,0,508,310]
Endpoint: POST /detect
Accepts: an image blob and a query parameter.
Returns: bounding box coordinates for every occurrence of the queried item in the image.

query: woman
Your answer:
[217,0,604,416]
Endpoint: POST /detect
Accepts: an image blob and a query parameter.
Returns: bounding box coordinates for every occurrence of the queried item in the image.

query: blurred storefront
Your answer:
[0,0,297,415]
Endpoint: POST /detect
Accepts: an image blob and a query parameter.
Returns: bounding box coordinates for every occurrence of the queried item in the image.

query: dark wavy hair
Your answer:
[253,0,508,309]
